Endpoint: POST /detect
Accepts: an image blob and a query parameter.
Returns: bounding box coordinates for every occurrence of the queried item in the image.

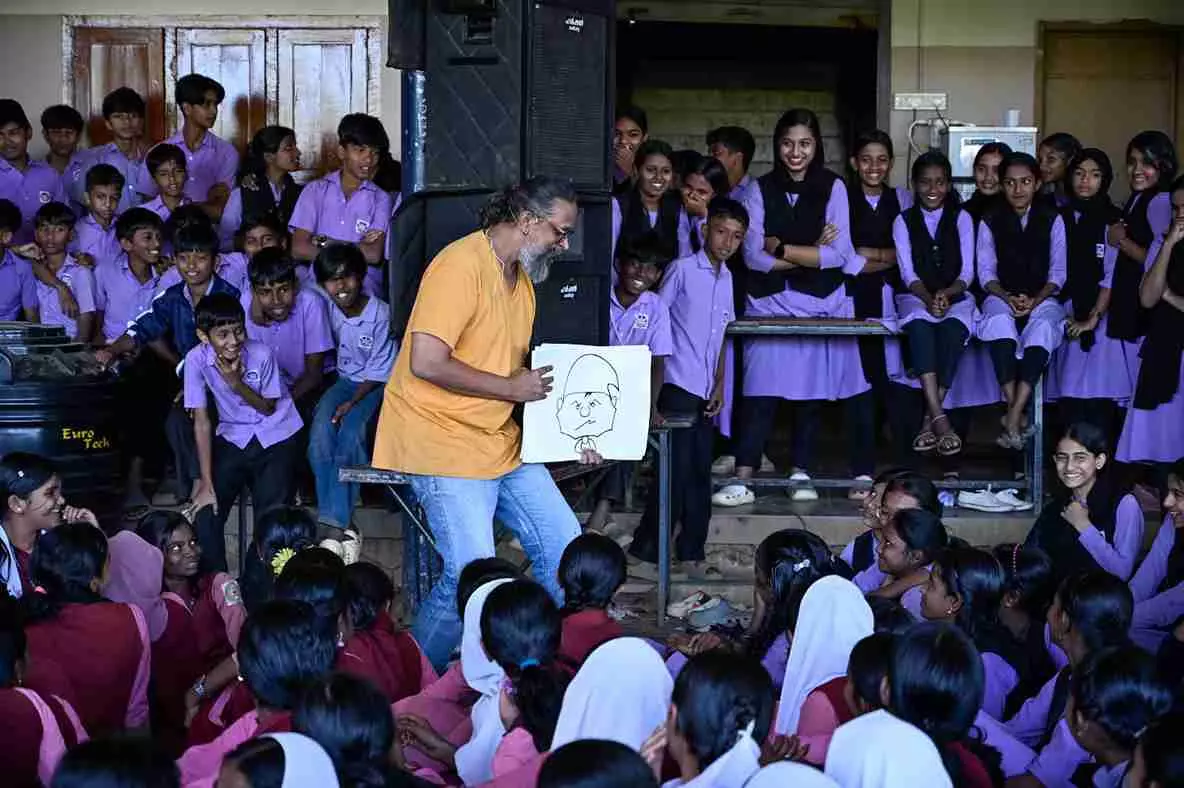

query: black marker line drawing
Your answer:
[555,353,620,452]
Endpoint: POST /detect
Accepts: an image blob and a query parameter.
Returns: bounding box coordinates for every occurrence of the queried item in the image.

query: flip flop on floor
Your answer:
[913,427,938,453]
[937,430,963,456]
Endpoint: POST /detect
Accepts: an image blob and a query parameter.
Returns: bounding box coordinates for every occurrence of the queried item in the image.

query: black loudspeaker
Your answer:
[420,0,614,192]
[389,190,611,346]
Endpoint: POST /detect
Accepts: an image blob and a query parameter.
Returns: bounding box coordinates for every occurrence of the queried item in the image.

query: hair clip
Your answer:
[270,547,296,577]
[1011,543,1021,575]
[15,470,23,478]
[791,559,811,573]
[518,658,540,670]
[32,585,45,594]
[500,676,516,696]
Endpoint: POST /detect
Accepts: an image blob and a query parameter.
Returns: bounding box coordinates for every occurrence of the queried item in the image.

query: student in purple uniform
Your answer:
[963,143,1013,226]
[611,140,692,261]
[842,470,942,595]
[218,126,302,253]
[138,74,238,221]
[96,222,240,505]
[29,202,95,343]
[1047,149,1133,432]
[0,100,68,245]
[140,144,190,224]
[716,108,871,506]
[96,208,169,515]
[290,113,392,298]
[75,88,149,214]
[921,547,1032,721]
[1064,647,1172,788]
[997,572,1133,788]
[626,198,743,575]
[39,105,86,216]
[158,206,254,294]
[1036,133,1082,211]
[1117,175,1184,466]
[612,106,648,196]
[72,164,125,269]
[872,507,948,619]
[1106,131,1176,353]
[1125,712,1184,788]
[893,150,977,456]
[707,126,758,206]
[678,155,730,254]
[0,200,38,321]
[1026,423,1143,585]
[186,292,303,572]
[977,151,1068,450]
[310,244,396,533]
[992,543,1057,719]
[1128,459,1184,653]
[242,247,334,415]
[586,236,672,533]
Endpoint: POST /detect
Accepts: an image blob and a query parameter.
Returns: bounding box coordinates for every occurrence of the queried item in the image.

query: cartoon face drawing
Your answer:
[556,354,620,451]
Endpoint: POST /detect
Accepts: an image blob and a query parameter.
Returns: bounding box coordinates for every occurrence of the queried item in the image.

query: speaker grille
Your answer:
[527,3,610,190]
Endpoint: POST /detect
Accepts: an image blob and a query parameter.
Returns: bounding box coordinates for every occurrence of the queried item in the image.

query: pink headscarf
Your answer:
[103,531,168,642]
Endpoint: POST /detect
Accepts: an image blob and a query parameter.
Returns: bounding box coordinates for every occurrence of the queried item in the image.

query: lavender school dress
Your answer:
[1046,203,1137,402]
[1117,238,1184,464]
[974,205,1068,368]
[742,168,869,401]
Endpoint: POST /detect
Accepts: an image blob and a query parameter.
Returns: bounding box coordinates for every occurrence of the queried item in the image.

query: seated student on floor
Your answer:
[185,291,304,571]
[242,247,334,419]
[96,221,240,506]
[871,508,949,618]
[976,151,1067,450]
[22,523,151,738]
[991,543,1057,718]
[586,235,672,533]
[842,469,941,594]
[1125,712,1184,788]
[555,532,626,666]
[679,154,731,251]
[1128,458,1184,654]
[0,199,39,322]
[310,243,395,535]
[289,113,393,297]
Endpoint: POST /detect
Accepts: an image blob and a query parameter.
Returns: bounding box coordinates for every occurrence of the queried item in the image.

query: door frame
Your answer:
[1035,20,1183,139]
[62,15,385,133]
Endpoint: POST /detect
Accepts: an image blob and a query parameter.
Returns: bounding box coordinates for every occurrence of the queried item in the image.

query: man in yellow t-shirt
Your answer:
[372,176,584,667]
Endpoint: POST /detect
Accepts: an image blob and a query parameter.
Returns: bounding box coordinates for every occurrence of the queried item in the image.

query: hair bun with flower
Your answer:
[271,547,297,577]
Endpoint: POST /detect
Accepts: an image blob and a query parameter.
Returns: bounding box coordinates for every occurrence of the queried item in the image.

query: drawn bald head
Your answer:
[556,354,620,440]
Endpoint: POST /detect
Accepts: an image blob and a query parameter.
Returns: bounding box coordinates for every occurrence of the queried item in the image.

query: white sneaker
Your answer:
[957,489,1012,513]
[667,590,715,619]
[712,484,755,507]
[993,489,1035,512]
[711,454,775,475]
[789,471,819,502]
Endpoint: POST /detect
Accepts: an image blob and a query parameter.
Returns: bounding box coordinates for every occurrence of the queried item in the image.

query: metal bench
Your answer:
[340,417,690,625]
[724,317,1045,504]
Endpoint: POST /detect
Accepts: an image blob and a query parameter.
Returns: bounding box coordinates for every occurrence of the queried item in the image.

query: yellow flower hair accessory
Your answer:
[271,547,297,577]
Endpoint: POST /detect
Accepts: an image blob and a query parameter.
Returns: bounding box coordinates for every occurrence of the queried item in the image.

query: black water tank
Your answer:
[0,322,122,531]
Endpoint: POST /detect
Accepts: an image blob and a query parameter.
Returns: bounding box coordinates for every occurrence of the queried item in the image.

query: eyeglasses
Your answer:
[540,216,573,243]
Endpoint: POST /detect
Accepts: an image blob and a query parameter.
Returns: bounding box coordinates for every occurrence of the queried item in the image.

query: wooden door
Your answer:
[1042,29,1179,200]
[277,29,370,181]
[174,28,266,154]
[71,27,166,146]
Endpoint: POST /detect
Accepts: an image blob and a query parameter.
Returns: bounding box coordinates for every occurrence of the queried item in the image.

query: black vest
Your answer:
[903,204,965,294]
[985,205,1057,296]
[848,187,903,320]
[239,175,302,232]
[1024,479,1126,587]
[748,169,845,299]
[1132,242,1184,410]
[1060,205,1117,351]
[616,189,683,262]
[1108,191,1157,341]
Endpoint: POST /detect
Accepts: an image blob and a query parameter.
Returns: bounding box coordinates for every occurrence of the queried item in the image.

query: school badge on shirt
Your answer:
[633,311,651,330]
[38,190,52,204]
[1095,243,1106,259]
[358,334,374,350]
[355,218,370,235]
[221,579,243,607]
[244,368,261,385]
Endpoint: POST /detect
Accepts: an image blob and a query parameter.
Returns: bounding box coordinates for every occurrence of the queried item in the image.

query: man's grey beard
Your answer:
[520,244,558,284]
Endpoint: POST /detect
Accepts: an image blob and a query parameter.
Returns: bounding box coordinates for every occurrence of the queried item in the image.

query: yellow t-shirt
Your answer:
[372,230,535,479]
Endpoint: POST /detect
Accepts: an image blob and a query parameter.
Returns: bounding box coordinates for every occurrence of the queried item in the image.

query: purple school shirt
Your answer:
[0,250,38,320]
[975,210,1068,291]
[159,252,249,295]
[744,178,854,276]
[1005,671,1058,747]
[609,290,673,356]
[182,340,302,449]
[94,252,161,343]
[1130,517,1184,652]
[139,195,189,223]
[76,142,146,213]
[0,158,68,244]
[609,199,694,259]
[35,256,96,339]
[981,651,1019,721]
[289,172,392,297]
[658,250,734,400]
[975,710,1037,778]
[1074,494,1144,581]
[241,287,334,386]
[58,152,91,216]
[892,206,976,288]
[72,214,123,269]
[1092,761,1128,788]
[330,295,396,383]
[137,131,239,204]
[1130,516,1178,603]
[1028,718,1092,787]
[840,534,887,594]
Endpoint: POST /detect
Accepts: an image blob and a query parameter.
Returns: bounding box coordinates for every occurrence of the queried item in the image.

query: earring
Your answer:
[337,632,346,648]
[946,607,953,616]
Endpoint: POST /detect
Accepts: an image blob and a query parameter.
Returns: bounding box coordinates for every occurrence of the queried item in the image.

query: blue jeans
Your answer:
[308,377,384,529]
[407,463,581,670]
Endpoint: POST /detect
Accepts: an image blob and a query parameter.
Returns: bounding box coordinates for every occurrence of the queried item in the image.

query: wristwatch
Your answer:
[314,234,329,249]
[190,674,208,700]
[775,242,788,260]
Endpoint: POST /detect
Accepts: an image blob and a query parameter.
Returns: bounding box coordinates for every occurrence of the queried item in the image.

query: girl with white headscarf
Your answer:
[654,651,774,787]
[218,732,341,788]
[824,709,952,788]
[775,576,873,764]
[747,762,838,788]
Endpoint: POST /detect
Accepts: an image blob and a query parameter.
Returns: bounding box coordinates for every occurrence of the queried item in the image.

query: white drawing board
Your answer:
[521,343,652,463]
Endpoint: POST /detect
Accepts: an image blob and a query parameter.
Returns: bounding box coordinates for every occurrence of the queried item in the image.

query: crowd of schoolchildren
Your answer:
[4,67,1184,787]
